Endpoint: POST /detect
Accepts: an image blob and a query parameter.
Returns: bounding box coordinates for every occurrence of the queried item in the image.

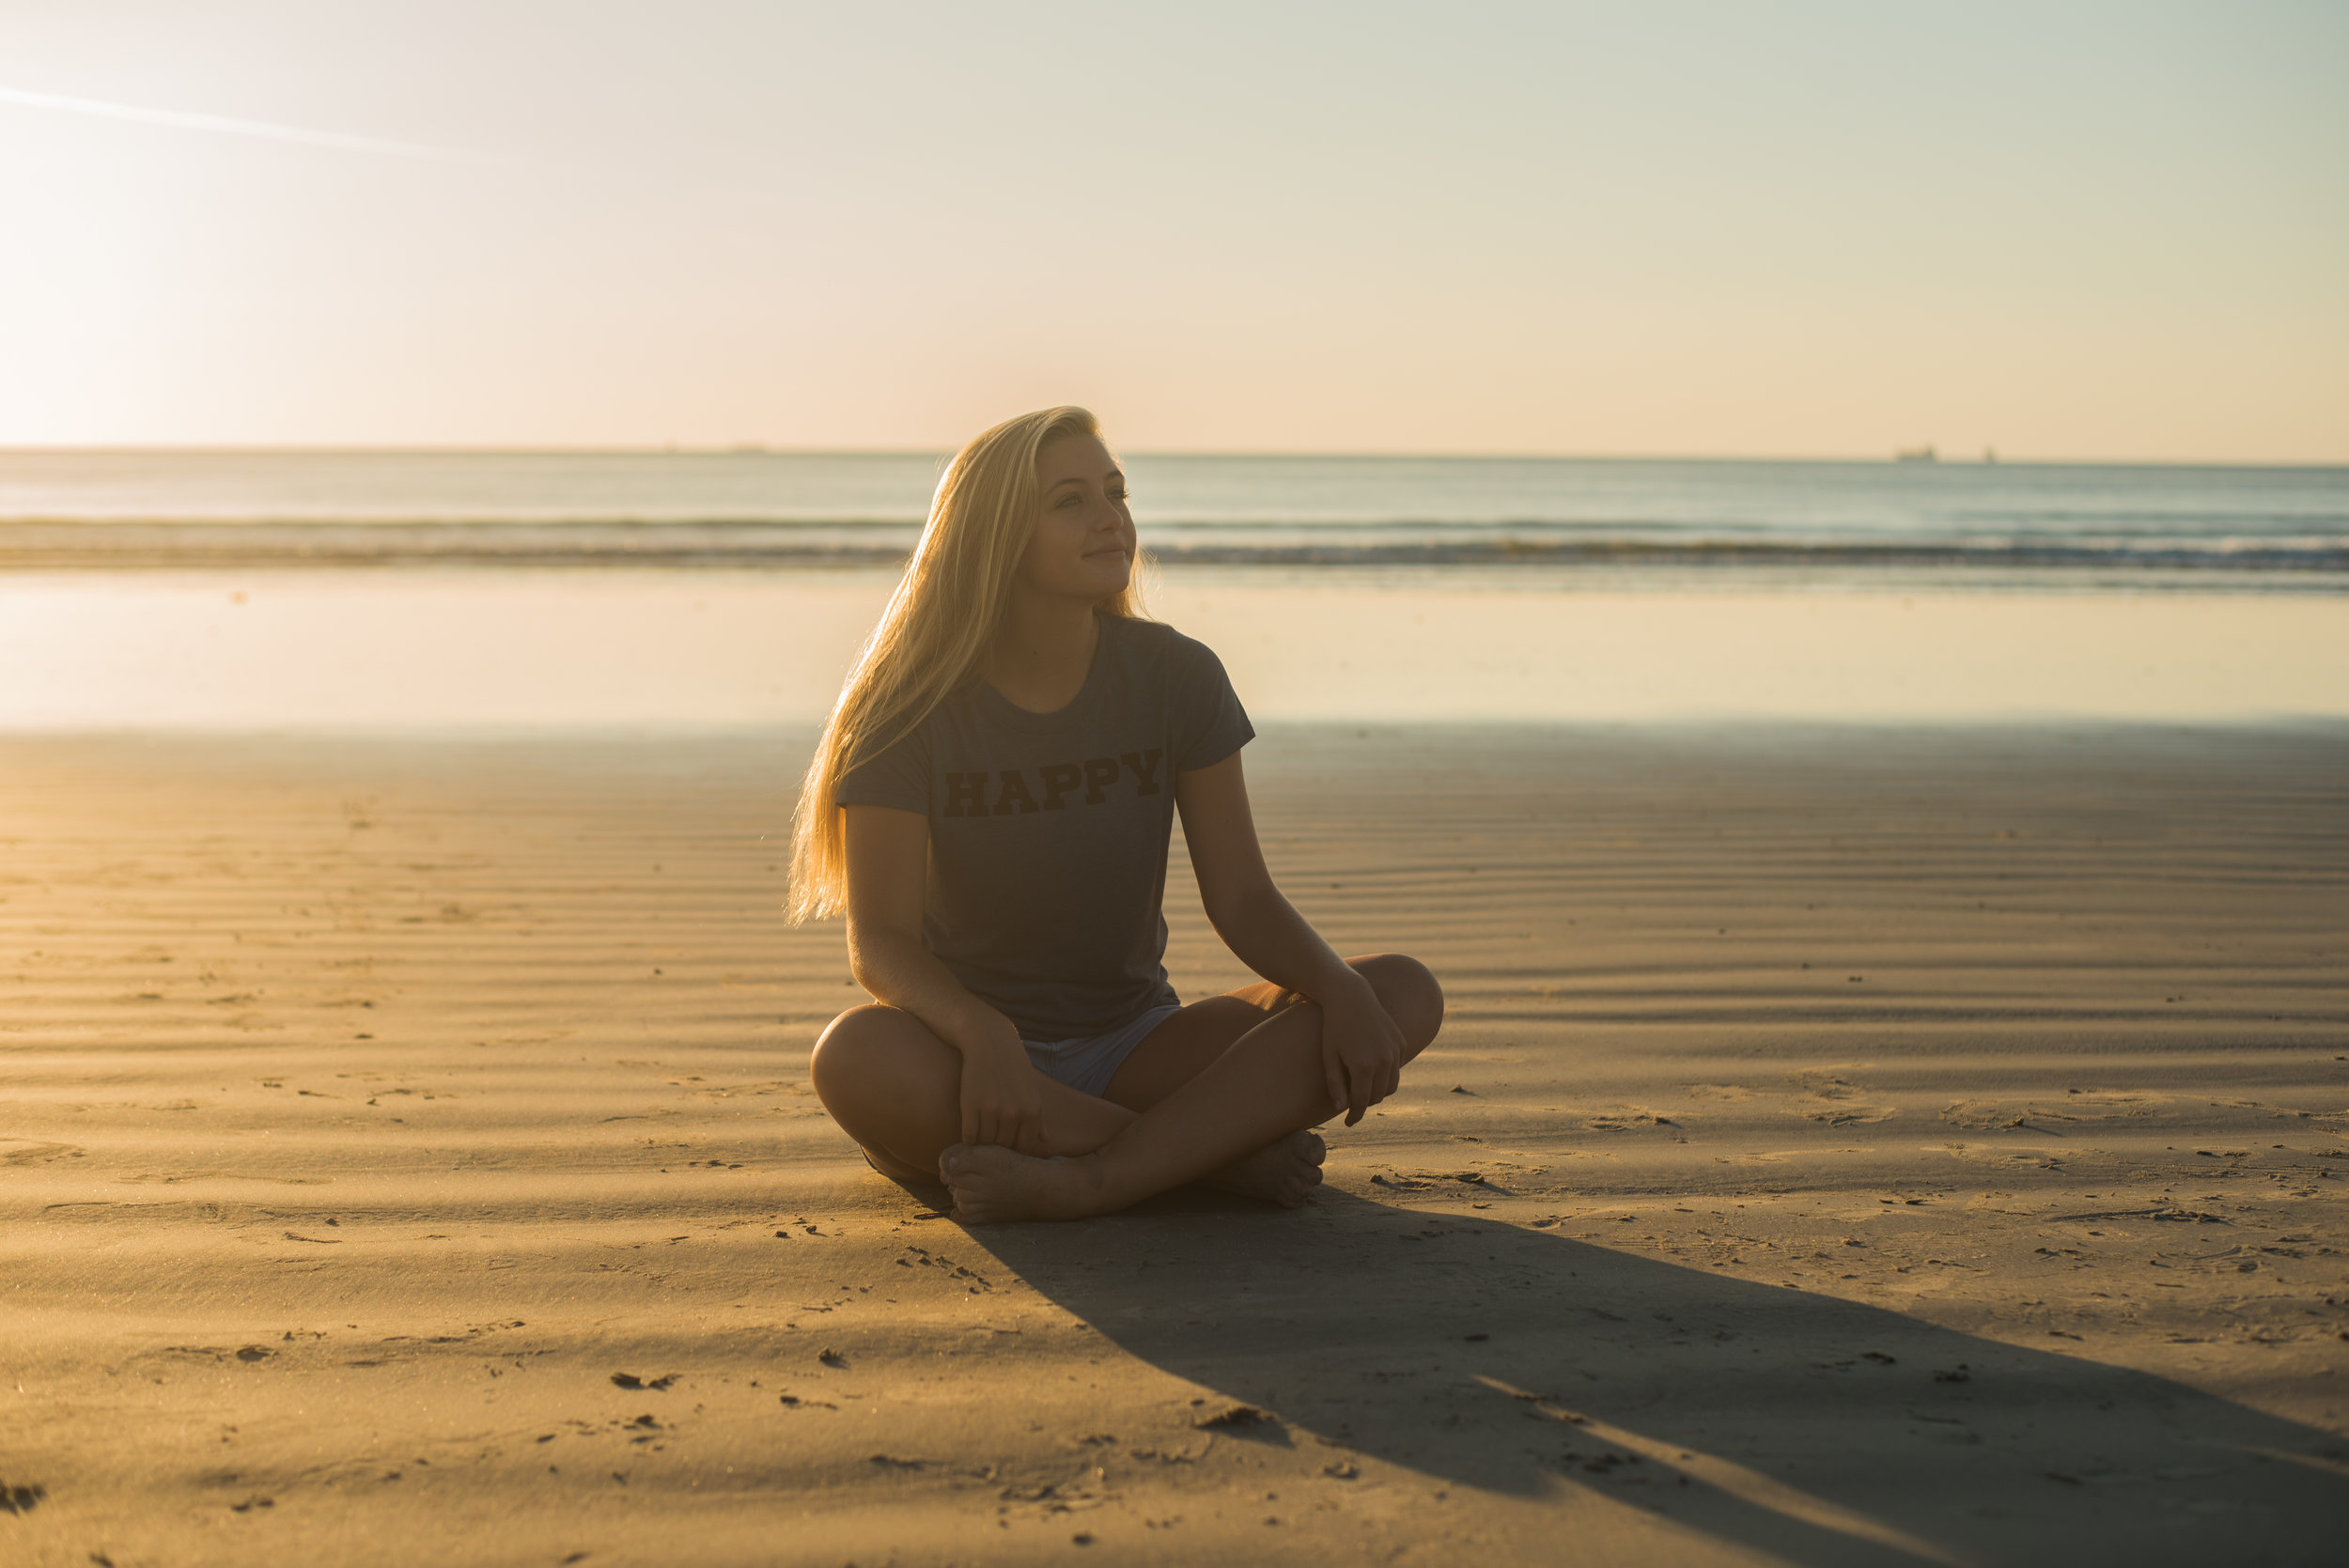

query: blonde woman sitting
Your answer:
[792,407,1444,1223]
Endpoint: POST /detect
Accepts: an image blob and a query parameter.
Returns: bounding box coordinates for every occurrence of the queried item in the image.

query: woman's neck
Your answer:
[987,590,1100,714]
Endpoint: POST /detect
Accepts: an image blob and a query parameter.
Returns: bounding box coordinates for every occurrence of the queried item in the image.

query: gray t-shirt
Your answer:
[835,613,1253,1042]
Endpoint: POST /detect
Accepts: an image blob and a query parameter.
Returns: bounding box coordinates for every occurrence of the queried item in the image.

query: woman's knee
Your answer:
[809,1002,919,1105]
[809,1003,963,1155]
[1351,953,1445,1052]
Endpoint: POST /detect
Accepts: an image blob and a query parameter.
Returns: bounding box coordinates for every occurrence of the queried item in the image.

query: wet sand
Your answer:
[7,569,2348,727]
[4,724,2345,1565]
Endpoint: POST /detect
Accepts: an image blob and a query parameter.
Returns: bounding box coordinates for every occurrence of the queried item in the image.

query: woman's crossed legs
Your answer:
[809,954,1444,1222]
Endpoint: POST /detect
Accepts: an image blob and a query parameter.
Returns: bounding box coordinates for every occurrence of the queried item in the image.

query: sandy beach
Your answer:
[5,722,2346,1565]
[11,2,2344,1560]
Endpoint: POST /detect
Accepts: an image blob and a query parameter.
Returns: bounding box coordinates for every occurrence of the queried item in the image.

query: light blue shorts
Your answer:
[1023,1003,1183,1099]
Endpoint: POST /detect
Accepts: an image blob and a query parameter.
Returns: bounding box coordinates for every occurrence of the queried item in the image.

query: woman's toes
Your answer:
[938,1145,1102,1223]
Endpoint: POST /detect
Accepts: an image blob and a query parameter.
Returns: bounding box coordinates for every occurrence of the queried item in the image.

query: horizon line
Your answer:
[2,443,2345,472]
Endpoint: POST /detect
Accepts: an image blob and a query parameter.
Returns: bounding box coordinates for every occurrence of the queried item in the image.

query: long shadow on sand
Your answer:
[969,1188,2345,1567]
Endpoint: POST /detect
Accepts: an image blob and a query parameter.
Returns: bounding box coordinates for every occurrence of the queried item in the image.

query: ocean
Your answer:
[1,450,2342,586]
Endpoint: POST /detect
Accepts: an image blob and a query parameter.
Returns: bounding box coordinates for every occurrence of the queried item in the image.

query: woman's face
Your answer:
[1018,433,1135,602]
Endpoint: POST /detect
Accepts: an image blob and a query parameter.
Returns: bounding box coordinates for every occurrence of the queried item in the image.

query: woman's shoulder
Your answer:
[846,676,982,770]
[1107,613,1222,673]
[1104,617,1241,734]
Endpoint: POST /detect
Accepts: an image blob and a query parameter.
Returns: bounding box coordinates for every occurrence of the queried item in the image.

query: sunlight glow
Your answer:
[0,3,2340,456]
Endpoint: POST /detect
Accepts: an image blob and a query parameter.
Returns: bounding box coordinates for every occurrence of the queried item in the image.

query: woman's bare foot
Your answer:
[940,1142,1110,1223]
[941,1130,1326,1222]
[1205,1129,1326,1207]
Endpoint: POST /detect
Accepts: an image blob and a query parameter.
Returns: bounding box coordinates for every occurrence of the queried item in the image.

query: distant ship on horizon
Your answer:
[1895,445,1938,463]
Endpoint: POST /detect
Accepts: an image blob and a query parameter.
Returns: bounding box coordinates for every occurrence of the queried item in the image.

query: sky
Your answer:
[1,1,2343,459]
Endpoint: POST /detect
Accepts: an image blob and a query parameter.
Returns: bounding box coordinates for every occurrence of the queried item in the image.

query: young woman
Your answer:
[791,407,1443,1223]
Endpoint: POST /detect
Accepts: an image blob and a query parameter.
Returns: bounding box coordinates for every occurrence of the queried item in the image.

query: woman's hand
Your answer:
[1319,973,1407,1127]
[957,1027,1050,1152]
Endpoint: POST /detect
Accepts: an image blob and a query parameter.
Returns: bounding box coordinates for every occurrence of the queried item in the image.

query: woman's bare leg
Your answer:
[943,953,1443,1222]
[811,994,1335,1202]
[809,1004,1133,1184]
[1094,994,1330,1205]
[809,954,1440,1210]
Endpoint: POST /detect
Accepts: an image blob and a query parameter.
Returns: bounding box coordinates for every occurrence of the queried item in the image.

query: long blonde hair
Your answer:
[786,406,1145,923]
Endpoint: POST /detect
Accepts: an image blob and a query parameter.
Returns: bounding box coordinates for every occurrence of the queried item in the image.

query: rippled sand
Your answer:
[4,725,2345,1565]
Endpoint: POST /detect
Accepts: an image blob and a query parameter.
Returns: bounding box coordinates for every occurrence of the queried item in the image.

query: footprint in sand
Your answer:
[0,1141,84,1167]
[609,1372,677,1390]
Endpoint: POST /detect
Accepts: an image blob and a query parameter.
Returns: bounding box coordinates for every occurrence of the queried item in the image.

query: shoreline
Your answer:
[3,519,2342,582]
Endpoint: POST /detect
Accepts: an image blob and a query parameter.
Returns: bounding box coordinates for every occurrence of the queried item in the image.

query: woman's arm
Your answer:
[1174,752,1408,1126]
[842,803,1050,1152]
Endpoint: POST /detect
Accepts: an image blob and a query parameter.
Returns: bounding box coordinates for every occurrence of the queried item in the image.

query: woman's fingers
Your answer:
[1346,1044,1400,1121]
[972,1094,1051,1151]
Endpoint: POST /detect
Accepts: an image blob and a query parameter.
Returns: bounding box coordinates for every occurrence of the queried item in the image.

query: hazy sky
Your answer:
[2,2,2342,458]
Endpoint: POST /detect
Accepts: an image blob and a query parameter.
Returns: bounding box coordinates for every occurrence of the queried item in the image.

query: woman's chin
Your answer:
[1080,560,1134,597]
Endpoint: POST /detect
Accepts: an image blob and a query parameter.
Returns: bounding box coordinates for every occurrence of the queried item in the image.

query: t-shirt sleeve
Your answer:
[1168,631,1255,771]
[834,717,931,814]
